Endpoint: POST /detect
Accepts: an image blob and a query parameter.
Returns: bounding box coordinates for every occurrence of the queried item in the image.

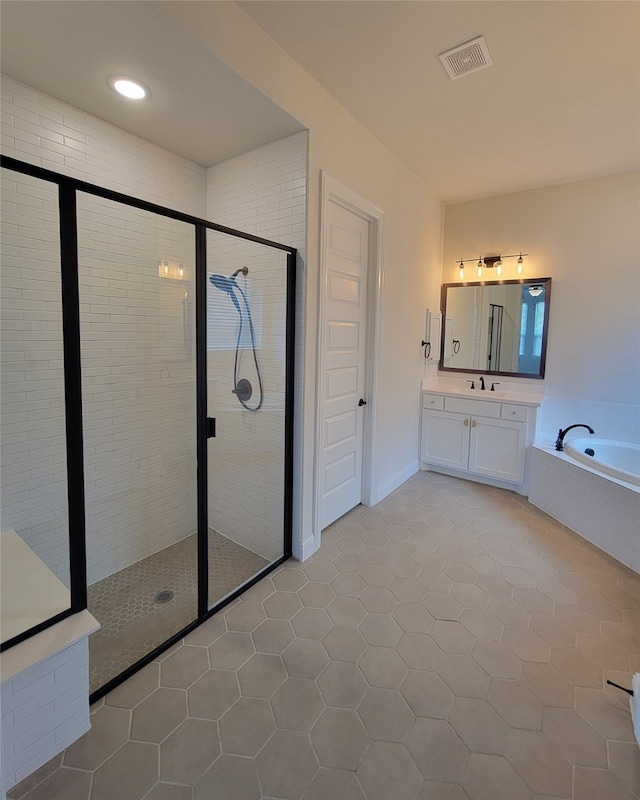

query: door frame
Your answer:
[313,172,384,548]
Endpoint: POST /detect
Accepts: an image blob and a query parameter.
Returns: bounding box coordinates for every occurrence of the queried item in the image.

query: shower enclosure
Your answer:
[0,156,296,700]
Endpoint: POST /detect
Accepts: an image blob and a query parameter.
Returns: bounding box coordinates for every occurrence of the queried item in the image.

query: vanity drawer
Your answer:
[422,394,445,410]
[501,404,528,422]
[444,397,501,418]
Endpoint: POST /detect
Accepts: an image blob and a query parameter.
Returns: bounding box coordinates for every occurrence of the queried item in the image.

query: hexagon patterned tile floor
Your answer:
[8,472,640,800]
[88,529,269,693]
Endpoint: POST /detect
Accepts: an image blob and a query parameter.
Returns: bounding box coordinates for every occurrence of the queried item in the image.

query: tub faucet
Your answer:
[479,376,485,390]
[555,424,595,451]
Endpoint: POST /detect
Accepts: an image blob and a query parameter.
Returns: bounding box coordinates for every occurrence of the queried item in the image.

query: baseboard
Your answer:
[419,461,527,495]
[292,534,317,563]
[367,460,420,506]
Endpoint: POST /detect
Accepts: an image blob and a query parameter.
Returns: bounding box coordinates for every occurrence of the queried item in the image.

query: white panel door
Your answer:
[320,200,369,529]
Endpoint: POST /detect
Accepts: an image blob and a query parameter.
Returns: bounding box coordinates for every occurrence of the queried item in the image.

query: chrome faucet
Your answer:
[555,424,595,451]
[479,376,485,390]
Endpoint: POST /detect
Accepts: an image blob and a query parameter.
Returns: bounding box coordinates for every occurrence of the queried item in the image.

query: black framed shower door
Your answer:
[0,156,296,702]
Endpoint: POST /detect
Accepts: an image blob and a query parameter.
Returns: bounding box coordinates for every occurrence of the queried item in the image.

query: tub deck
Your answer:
[530,443,640,573]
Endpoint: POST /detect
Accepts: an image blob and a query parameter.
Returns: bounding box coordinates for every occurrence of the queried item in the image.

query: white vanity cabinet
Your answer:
[420,390,540,493]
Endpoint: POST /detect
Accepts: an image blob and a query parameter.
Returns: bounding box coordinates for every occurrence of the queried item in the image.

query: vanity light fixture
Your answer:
[455,252,528,281]
[159,260,188,280]
[108,76,150,100]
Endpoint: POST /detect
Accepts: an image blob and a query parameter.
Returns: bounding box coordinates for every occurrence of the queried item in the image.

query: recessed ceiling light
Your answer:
[108,76,150,100]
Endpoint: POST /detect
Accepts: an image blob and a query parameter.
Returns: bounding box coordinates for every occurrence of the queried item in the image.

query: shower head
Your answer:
[209,267,248,294]
[209,273,236,294]
[209,272,242,315]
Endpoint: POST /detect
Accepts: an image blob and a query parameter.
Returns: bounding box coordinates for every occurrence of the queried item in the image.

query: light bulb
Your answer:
[477,263,483,278]
[178,263,184,277]
[108,76,150,100]
[458,260,465,280]
[517,254,524,275]
[496,259,503,277]
[163,261,169,275]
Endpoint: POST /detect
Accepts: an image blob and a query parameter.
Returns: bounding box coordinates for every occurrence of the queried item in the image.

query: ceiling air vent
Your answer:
[439,35,493,80]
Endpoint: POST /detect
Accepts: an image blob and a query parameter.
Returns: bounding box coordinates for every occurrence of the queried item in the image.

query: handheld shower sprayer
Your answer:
[209,267,248,291]
[208,267,263,412]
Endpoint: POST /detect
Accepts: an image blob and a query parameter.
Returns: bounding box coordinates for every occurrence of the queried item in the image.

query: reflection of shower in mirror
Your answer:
[440,277,551,378]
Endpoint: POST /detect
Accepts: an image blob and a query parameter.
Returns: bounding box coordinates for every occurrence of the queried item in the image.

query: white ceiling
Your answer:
[2,1,638,203]
[0,1,304,168]
[238,0,640,202]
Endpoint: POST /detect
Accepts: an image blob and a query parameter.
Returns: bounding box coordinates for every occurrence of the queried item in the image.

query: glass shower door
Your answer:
[77,194,198,693]
[204,230,291,607]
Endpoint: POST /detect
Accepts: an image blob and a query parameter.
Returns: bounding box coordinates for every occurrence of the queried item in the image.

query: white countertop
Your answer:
[421,379,545,407]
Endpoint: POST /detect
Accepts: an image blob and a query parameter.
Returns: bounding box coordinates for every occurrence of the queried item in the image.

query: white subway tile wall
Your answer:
[1,639,91,795]
[1,78,207,217]
[1,76,207,587]
[538,396,640,446]
[1,169,70,584]
[206,233,288,561]
[206,133,307,563]
[76,196,198,583]
[2,76,306,583]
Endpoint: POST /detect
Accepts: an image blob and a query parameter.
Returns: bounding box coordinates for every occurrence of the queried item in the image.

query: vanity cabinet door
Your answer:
[468,416,526,483]
[421,409,470,471]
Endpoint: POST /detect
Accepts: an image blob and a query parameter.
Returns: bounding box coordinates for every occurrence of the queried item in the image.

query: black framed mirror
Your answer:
[440,277,551,378]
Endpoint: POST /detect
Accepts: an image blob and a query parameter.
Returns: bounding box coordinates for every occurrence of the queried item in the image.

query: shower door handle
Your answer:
[206,417,216,438]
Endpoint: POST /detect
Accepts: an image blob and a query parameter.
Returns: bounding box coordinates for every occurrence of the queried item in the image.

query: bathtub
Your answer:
[563,438,640,487]
[529,442,640,573]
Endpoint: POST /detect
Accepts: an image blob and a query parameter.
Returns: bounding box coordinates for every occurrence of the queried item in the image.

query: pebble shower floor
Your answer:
[88,530,268,693]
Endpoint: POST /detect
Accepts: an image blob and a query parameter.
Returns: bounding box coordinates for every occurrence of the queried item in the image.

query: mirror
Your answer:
[440,277,551,378]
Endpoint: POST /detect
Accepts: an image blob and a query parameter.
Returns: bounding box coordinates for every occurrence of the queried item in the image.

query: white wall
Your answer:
[158,2,444,542]
[1,637,91,795]
[442,171,640,444]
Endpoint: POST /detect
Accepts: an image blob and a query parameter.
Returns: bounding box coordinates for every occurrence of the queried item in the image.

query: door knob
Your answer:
[358,398,367,407]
